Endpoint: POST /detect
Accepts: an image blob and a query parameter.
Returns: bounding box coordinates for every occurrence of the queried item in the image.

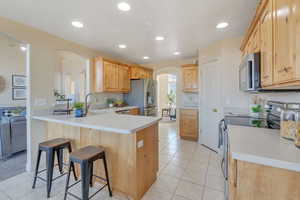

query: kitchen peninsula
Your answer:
[33,113,161,200]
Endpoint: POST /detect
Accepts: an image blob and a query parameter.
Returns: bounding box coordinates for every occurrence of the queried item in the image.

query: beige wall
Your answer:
[199,37,300,114]
[0,35,26,107]
[0,16,132,171]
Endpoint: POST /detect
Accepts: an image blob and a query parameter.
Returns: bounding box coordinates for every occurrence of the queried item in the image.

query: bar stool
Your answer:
[32,138,77,198]
[64,145,112,200]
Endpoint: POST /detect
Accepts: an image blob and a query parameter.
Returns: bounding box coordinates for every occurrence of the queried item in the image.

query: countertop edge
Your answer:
[32,116,132,134]
[231,152,300,172]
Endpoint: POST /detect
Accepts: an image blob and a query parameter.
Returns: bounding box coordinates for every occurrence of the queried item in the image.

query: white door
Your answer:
[200,60,223,152]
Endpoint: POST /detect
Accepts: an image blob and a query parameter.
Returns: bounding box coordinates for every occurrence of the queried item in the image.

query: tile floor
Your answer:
[0,151,26,182]
[0,122,224,200]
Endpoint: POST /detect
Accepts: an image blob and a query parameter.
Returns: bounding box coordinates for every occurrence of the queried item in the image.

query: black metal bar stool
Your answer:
[32,138,77,198]
[64,145,112,200]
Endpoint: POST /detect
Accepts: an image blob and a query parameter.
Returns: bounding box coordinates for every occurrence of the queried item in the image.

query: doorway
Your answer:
[157,74,177,122]
[54,51,90,104]
[0,33,30,182]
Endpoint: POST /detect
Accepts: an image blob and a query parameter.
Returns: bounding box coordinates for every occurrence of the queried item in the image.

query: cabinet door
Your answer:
[179,109,198,141]
[118,65,130,93]
[252,24,261,53]
[273,0,296,83]
[104,61,119,91]
[260,0,274,87]
[183,67,198,92]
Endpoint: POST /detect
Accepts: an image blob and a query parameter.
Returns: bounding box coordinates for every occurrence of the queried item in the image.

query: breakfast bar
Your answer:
[33,113,161,200]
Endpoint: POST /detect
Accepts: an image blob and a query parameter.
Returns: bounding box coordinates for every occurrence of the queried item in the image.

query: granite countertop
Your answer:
[32,112,161,134]
[228,125,300,172]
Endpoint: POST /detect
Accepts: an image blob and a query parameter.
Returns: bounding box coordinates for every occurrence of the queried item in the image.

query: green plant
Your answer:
[167,90,176,106]
[106,98,116,105]
[73,102,84,110]
[251,104,263,113]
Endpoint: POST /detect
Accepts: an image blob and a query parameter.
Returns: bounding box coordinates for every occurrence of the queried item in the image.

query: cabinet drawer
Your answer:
[180,109,198,117]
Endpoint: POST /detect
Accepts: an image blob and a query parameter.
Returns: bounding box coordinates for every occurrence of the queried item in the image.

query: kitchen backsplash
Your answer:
[182,93,199,107]
[91,92,123,108]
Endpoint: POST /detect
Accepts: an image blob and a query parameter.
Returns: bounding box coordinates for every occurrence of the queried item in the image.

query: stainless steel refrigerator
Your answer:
[124,79,157,116]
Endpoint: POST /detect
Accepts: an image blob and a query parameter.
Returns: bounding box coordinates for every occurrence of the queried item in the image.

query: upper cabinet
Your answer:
[130,66,153,80]
[93,57,130,93]
[273,0,297,84]
[241,0,300,89]
[182,64,198,93]
[260,0,273,87]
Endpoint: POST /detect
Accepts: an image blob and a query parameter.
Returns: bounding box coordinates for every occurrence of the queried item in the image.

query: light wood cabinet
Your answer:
[228,154,300,200]
[179,109,198,141]
[129,108,140,115]
[260,0,274,87]
[130,66,153,80]
[273,0,297,84]
[118,64,130,92]
[93,57,130,93]
[182,64,198,93]
[241,0,300,89]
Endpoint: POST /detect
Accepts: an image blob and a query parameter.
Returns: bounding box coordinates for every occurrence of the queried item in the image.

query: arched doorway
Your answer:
[157,73,177,122]
[55,50,90,103]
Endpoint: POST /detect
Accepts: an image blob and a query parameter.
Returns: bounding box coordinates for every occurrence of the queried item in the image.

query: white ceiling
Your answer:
[0,0,258,64]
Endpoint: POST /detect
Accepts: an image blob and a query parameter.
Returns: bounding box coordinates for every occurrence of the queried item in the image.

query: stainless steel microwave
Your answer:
[239,52,261,92]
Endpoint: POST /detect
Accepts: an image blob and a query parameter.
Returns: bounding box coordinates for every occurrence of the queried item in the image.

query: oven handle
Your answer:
[218,119,225,148]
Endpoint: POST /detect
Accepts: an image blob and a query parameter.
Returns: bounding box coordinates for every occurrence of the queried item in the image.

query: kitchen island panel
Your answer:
[47,122,158,200]
[229,157,300,200]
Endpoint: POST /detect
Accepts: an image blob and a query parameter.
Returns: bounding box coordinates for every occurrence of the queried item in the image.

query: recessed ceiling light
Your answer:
[19,45,27,52]
[118,2,131,11]
[174,51,181,55]
[155,36,165,41]
[143,56,150,60]
[216,22,229,29]
[118,44,127,49]
[72,21,84,28]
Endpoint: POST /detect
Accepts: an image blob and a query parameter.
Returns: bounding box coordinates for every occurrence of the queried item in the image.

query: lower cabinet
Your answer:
[179,109,199,141]
[129,108,140,115]
[229,155,300,200]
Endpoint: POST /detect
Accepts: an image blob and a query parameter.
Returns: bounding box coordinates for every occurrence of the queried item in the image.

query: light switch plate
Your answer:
[137,140,144,148]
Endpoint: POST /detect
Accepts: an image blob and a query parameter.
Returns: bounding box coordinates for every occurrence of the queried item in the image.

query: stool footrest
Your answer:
[66,178,108,200]
[93,174,107,182]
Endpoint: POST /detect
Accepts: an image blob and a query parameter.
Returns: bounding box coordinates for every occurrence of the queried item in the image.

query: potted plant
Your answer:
[106,98,115,108]
[250,104,263,118]
[74,102,84,117]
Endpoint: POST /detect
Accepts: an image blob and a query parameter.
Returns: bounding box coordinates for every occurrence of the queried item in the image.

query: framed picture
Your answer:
[12,75,26,88]
[12,88,26,100]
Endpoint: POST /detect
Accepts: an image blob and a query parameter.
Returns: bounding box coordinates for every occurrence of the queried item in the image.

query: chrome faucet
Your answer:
[85,93,97,116]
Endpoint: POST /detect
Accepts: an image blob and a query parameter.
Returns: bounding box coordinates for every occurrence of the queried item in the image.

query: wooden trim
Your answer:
[240,0,269,51]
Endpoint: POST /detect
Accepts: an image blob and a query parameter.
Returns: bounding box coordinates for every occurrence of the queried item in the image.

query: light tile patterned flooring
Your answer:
[0,122,224,200]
